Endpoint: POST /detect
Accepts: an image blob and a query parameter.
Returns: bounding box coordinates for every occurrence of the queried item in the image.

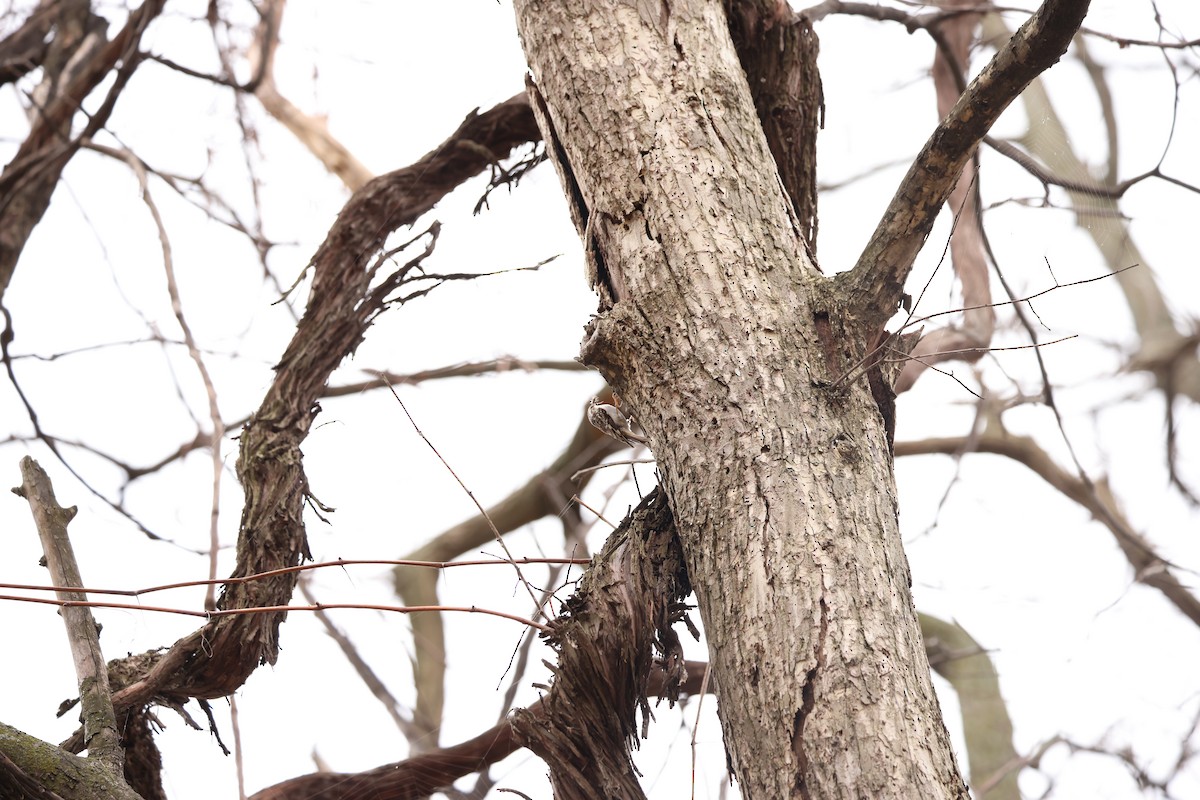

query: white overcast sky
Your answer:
[2,1,1199,798]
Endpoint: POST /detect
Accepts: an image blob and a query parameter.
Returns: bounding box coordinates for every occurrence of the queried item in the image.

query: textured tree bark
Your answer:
[513,1,968,797]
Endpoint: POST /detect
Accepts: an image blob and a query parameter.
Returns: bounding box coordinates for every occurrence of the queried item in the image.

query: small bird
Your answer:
[587,398,648,448]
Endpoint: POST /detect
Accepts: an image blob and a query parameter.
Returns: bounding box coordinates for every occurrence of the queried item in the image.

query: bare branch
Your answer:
[117,148,228,611]
[921,614,1019,800]
[841,0,1090,326]
[247,0,373,190]
[1,0,165,303]
[393,392,624,743]
[895,431,1200,628]
[12,457,123,773]
[248,658,712,800]
[894,0,995,393]
[54,91,548,753]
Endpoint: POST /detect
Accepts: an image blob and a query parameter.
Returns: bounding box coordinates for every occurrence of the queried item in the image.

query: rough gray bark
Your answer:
[514,2,964,797]
[513,0,1088,796]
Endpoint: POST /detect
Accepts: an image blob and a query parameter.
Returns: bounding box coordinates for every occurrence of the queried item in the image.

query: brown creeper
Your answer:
[587,398,648,448]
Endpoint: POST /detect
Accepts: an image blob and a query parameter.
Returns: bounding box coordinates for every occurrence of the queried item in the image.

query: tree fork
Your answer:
[514,1,967,796]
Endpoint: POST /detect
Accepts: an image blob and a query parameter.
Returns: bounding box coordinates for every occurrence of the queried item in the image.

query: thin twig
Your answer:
[299,577,423,740]
[231,694,247,800]
[0,556,590,597]
[387,385,544,612]
[569,494,618,529]
[119,148,226,610]
[571,458,657,481]
[0,594,550,632]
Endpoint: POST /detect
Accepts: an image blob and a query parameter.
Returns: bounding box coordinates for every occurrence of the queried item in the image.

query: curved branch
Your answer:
[248,658,710,800]
[393,392,625,743]
[58,93,545,752]
[896,432,1200,628]
[921,614,1019,800]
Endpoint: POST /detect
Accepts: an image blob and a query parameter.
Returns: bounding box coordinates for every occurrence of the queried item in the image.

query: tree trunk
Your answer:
[513,1,968,797]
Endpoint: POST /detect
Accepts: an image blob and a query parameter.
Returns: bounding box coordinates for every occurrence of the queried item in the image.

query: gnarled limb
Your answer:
[58,91,546,754]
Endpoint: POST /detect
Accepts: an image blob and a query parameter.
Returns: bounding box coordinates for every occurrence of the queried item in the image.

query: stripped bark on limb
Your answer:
[14,457,123,774]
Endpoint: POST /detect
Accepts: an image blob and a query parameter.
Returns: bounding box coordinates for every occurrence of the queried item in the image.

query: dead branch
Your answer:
[12,457,122,773]
[248,608,1016,800]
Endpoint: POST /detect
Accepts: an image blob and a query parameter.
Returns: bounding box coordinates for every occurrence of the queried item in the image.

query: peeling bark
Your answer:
[511,489,691,799]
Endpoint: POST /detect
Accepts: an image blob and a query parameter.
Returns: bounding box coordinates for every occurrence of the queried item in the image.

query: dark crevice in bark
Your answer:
[726,0,824,260]
[793,687,816,799]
